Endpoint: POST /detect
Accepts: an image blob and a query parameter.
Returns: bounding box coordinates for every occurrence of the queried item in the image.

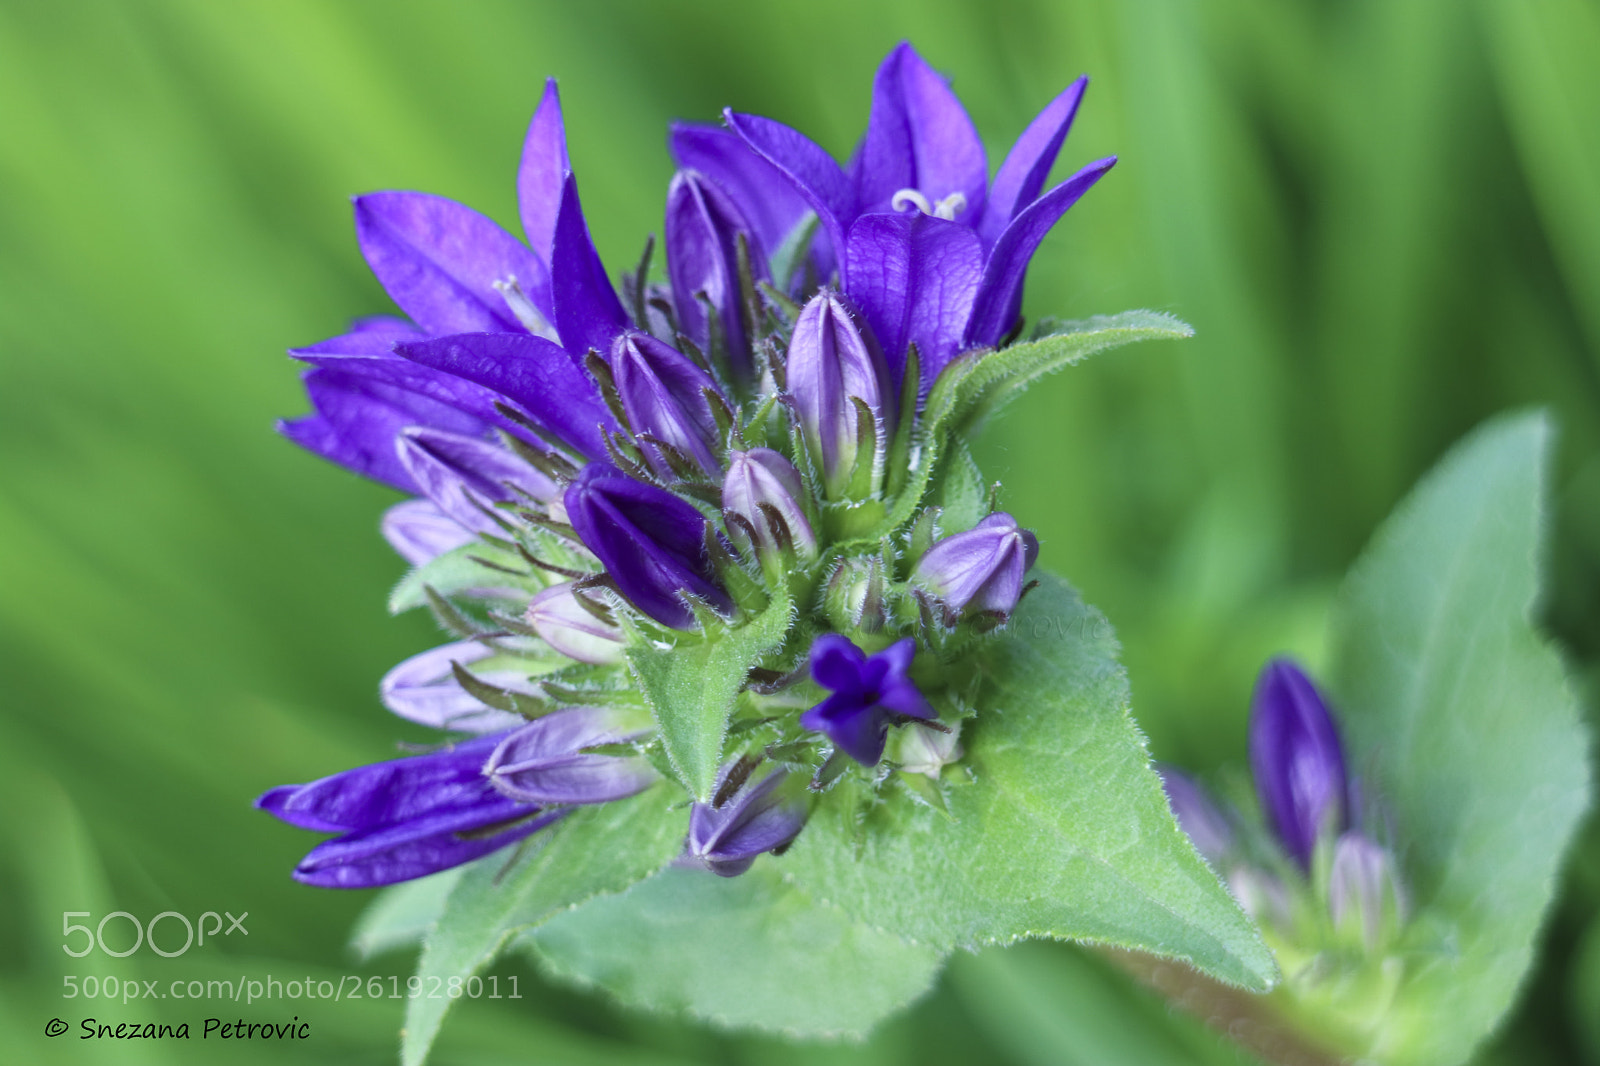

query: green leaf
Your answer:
[785,571,1277,991]
[886,311,1191,532]
[625,591,793,800]
[400,785,687,1066]
[525,864,945,1037]
[1324,411,1590,1065]
[389,539,540,614]
[349,867,461,960]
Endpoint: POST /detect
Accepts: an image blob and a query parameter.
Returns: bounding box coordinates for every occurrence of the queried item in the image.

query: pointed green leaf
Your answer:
[400,785,687,1066]
[625,591,793,800]
[526,864,945,1037]
[785,571,1277,991]
[1324,411,1590,1065]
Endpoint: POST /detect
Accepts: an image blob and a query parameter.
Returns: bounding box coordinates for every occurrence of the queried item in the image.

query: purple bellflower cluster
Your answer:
[1161,660,1407,963]
[261,42,1110,888]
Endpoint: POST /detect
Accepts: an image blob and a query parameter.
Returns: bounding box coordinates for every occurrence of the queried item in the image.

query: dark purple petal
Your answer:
[1249,659,1348,870]
[517,78,570,272]
[293,802,563,889]
[563,465,731,629]
[978,76,1088,247]
[856,42,987,223]
[686,765,807,878]
[279,367,490,491]
[964,157,1115,349]
[665,170,769,379]
[845,211,983,387]
[786,290,894,493]
[808,633,867,691]
[802,636,930,765]
[800,693,892,765]
[723,109,854,283]
[874,676,936,721]
[550,174,631,358]
[484,707,656,805]
[396,427,555,532]
[609,331,723,477]
[1158,767,1234,865]
[379,640,528,733]
[354,191,548,335]
[398,332,617,461]
[255,732,509,834]
[669,123,811,258]
[912,512,1037,619]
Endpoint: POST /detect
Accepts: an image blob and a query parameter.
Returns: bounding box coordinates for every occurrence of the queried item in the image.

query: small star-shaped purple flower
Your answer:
[800,635,936,765]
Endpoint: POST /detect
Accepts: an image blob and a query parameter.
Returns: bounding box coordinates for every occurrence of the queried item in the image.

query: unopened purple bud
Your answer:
[564,464,732,630]
[911,512,1039,621]
[381,498,475,565]
[1328,831,1405,951]
[379,641,529,734]
[786,291,894,496]
[396,427,556,533]
[1158,767,1234,865]
[525,582,626,664]
[721,448,817,560]
[801,636,935,765]
[483,706,657,806]
[665,170,768,381]
[685,763,808,877]
[1249,659,1348,870]
[609,331,724,478]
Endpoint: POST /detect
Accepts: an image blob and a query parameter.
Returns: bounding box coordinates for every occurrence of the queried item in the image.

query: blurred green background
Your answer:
[1,0,1596,1063]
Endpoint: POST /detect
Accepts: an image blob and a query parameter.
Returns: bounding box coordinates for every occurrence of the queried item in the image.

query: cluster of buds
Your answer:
[263,42,1112,888]
[1162,660,1408,965]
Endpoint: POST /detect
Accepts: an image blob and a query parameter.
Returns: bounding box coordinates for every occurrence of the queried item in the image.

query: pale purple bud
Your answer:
[1249,659,1348,870]
[1158,766,1234,865]
[525,582,627,664]
[1328,831,1405,952]
[665,169,768,381]
[609,331,723,478]
[685,763,808,877]
[483,706,657,806]
[911,512,1039,621]
[1227,867,1293,931]
[786,291,893,495]
[381,498,475,565]
[721,448,817,560]
[379,641,528,733]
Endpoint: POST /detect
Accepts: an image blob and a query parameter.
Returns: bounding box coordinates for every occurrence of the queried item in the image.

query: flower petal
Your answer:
[669,123,812,259]
[964,157,1115,349]
[396,426,556,531]
[517,78,570,271]
[550,174,631,359]
[723,109,853,283]
[354,191,548,335]
[293,803,562,889]
[978,76,1088,247]
[381,498,476,566]
[808,633,867,692]
[855,42,987,223]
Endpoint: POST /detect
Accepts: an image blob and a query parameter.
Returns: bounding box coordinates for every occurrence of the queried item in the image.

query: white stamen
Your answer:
[493,275,560,341]
[891,188,934,215]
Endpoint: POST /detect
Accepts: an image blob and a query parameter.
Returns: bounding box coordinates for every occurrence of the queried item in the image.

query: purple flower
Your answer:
[608,331,725,478]
[912,512,1039,622]
[563,464,731,629]
[1158,767,1235,866]
[665,169,768,380]
[721,448,816,560]
[256,734,562,888]
[685,763,808,877]
[1249,659,1349,870]
[396,426,555,533]
[483,707,657,805]
[785,290,894,496]
[379,641,528,734]
[381,498,476,566]
[525,582,627,664]
[723,42,1114,386]
[800,636,935,765]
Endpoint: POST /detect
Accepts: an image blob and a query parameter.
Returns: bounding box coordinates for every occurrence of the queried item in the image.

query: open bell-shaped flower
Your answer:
[483,706,657,806]
[785,290,894,497]
[912,512,1039,623]
[564,464,732,630]
[801,635,935,765]
[1249,659,1349,870]
[685,762,809,877]
[721,448,817,562]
